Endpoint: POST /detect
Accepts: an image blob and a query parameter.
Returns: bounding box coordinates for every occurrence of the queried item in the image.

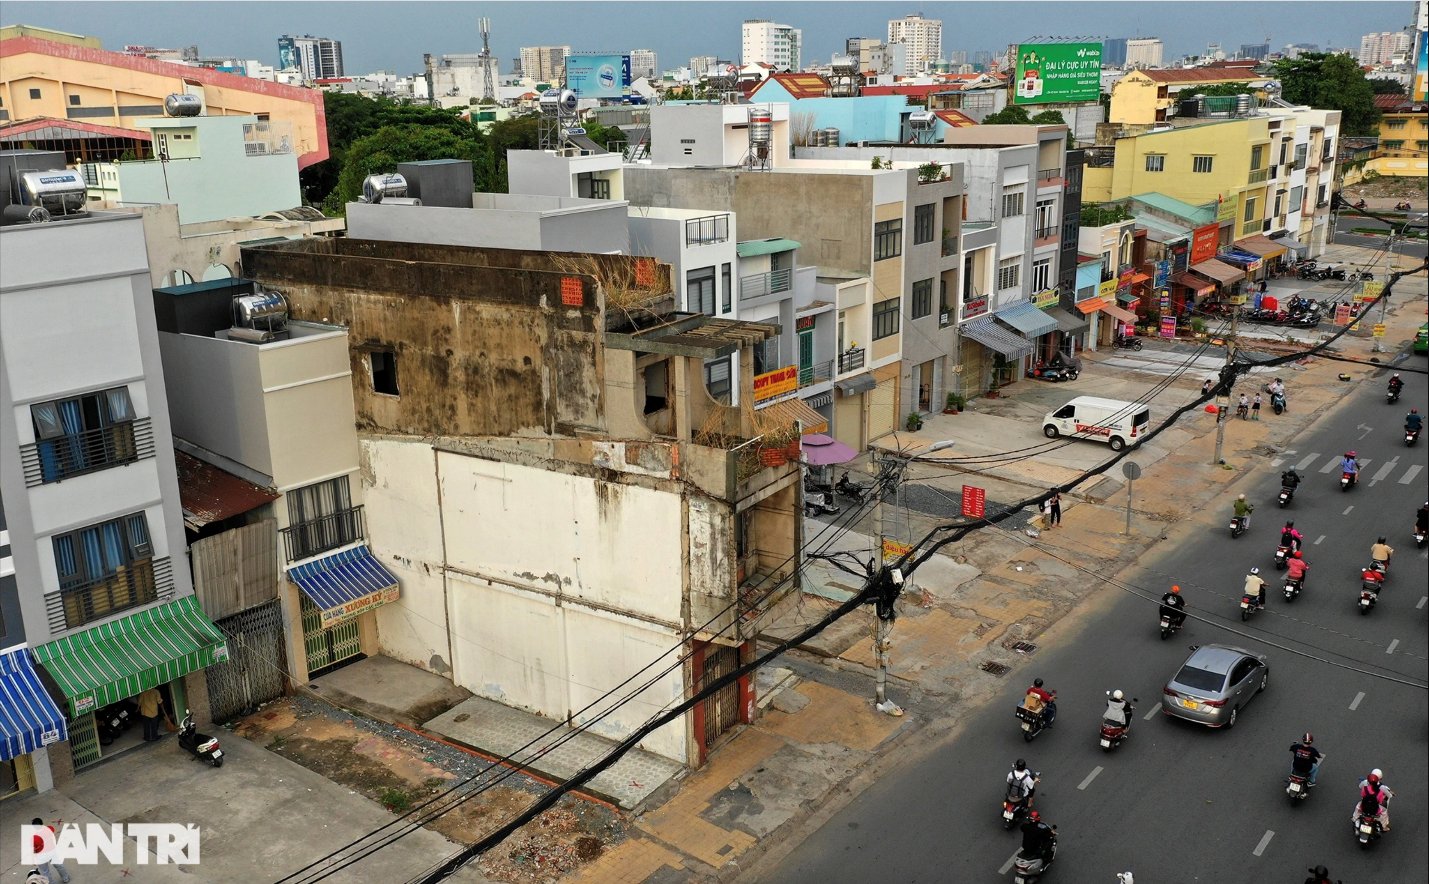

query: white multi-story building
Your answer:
[519,45,571,84]
[629,49,658,81]
[1358,30,1413,65]
[1124,38,1164,69]
[742,20,801,71]
[690,55,722,77]
[887,14,942,74]
[278,34,343,80]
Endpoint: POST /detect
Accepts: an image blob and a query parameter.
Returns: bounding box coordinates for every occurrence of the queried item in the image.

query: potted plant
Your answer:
[944,392,957,414]
[906,412,924,431]
[986,382,1000,399]
[952,392,967,412]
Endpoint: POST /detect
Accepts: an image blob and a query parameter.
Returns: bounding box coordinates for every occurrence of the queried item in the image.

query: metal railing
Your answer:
[685,214,730,246]
[1035,226,1058,240]
[1037,168,1062,181]
[838,348,865,373]
[1247,168,1269,184]
[52,557,170,631]
[799,359,833,386]
[282,505,365,562]
[19,418,154,487]
[1241,219,1261,235]
[740,268,792,300]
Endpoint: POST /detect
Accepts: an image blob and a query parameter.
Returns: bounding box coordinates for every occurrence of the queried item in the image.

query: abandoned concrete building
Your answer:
[239,237,805,765]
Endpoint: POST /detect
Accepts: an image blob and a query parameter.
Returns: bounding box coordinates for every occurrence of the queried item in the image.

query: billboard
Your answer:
[1415,26,1427,102]
[1013,43,1103,105]
[565,54,630,99]
[1191,224,1219,265]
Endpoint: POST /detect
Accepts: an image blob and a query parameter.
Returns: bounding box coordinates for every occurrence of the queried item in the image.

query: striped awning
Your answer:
[287,545,400,628]
[0,648,67,761]
[32,597,229,718]
[962,317,1035,359]
[994,301,1059,338]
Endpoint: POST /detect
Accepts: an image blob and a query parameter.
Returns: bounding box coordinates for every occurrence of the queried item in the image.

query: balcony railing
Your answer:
[1248,168,1269,184]
[838,348,866,373]
[19,418,155,487]
[282,505,366,562]
[1035,226,1058,240]
[740,268,792,300]
[1241,219,1261,235]
[1038,168,1062,181]
[685,214,730,246]
[942,237,957,257]
[50,557,171,632]
[799,359,834,387]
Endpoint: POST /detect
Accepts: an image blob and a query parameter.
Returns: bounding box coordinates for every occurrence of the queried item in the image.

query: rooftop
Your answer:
[752,72,831,99]
[1133,68,1264,84]
[1126,192,1217,227]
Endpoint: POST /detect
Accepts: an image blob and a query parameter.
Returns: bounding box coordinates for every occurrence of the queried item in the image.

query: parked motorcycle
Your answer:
[95,700,137,746]
[1026,361,1078,382]
[1112,335,1143,351]
[1001,782,1032,830]
[1230,514,1249,538]
[177,710,223,767]
[1283,575,1304,602]
[804,487,840,517]
[1274,545,1290,570]
[1015,693,1056,742]
[1278,485,1295,507]
[1012,832,1057,884]
[1347,270,1374,283]
[834,471,873,504]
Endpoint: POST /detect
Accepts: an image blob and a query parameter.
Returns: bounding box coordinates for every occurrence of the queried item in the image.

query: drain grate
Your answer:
[980,661,1012,677]
[1008,641,1039,655]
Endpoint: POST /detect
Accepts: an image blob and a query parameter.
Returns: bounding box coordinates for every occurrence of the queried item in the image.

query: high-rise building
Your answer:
[1124,38,1164,69]
[1102,38,1128,66]
[1238,43,1271,61]
[1282,43,1320,59]
[1206,42,1225,61]
[887,14,942,73]
[519,46,571,84]
[948,49,968,66]
[1358,30,1413,65]
[742,20,801,70]
[278,34,343,80]
[690,55,721,77]
[972,50,993,70]
[629,49,658,81]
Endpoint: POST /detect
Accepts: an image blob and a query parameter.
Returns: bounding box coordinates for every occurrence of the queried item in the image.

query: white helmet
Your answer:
[1112,689,1124,700]
[1371,768,1383,779]
[1250,567,1260,575]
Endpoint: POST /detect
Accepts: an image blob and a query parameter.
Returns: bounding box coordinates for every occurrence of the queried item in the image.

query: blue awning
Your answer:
[287,545,400,628]
[962,317,1035,360]
[995,301,1059,337]
[0,648,67,762]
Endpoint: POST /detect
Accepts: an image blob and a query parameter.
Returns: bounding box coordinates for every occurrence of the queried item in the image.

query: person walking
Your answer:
[1049,489,1062,526]
[1252,393,1262,420]
[1041,495,1055,529]
[31,817,71,884]
[138,686,164,743]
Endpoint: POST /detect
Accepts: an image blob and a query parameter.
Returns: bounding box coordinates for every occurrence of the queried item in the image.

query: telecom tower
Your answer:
[478,17,495,102]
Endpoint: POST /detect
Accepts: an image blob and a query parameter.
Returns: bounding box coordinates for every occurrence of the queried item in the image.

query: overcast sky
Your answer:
[2,1,1414,75]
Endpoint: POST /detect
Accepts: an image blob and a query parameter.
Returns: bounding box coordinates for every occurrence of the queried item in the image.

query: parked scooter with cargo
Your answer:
[178,709,224,767]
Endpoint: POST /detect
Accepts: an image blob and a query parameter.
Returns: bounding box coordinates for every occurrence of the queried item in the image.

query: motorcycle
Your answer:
[1415,527,1426,548]
[1240,592,1262,621]
[1407,426,1420,446]
[1287,770,1313,802]
[1230,514,1249,538]
[1283,575,1304,602]
[1271,391,1287,415]
[177,710,223,767]
[1015,693,1056,742]
[1274,545,1290,570]
[1347,270,1374,283]
[1387,386,1401,404]
[1358,565,1383,614]
[1354,810,1384,848]
[1278,485,1295,507]
[95,700,137,746]
[1012,832,1057,884]
[1002,782,1032,829]
[1159,610,1183,640]
[834,471,873,503]
[1098,698,1136,752]
[1025,361,1078,382]
[804,487,840,518]
[1112,336,1143,351]
[1341,470,1357,491]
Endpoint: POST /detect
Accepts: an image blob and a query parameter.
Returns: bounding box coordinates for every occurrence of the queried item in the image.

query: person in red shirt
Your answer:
[1286,551,1309,585]
[30,817,71,883]
[1024,678,1057,726]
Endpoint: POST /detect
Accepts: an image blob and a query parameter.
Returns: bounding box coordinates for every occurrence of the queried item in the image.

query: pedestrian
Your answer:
[138,686,164,742]
[1237,393,1249,419]
[1202,378,1214,396]
[1042,496,1055,529]
[1049,489,1062,526]
[1252,393,1262,420]
[31,817,71,884]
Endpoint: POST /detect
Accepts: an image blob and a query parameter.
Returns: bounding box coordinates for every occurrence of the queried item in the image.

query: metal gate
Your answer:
[206,600,287,722]
[67,712,101,770]
[700,642,741,750]
[300,594,362,676]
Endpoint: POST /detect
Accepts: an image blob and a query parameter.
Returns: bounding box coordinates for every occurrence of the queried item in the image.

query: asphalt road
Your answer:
[1333,215,1428,260]
[765,355,1429,884]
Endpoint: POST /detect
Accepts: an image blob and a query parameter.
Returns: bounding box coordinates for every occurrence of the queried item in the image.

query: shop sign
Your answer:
[40,727,61,745]
[1229,293,1248,306]
[1159,288,1171,310]
[213,642,229,662]
[1334,304,1353,325]
[795,315,817,331]
[1159,317,1177,338]
[1358,281,1383,303]
[1119,268,1136,284]
[1153,260,1170,288]
[1031,288,1059,310]
[74,693,97,715]
[1191,224,1220,264]
[753,365,799,402]
[1097,279,1117,299]
[963,297,989,319]
[1373,323,1386,337]
[319,585,400,627]
[1244,258,1262,272]
[962,485,986,518]
[1216,195,1238,223]
[882,538,912,562]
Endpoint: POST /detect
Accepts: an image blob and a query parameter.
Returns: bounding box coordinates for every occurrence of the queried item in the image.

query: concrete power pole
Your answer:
[1212,301,1239,465]
[871,453,902,717]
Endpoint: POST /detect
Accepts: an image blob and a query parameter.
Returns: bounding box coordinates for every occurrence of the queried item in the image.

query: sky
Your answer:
[1,1,1415,75]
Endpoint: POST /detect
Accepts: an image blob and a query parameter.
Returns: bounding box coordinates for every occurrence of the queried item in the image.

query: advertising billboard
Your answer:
[1013,43,1103,105]
[565,54,630,99]
[1191,224,1220,265]
[1415,26,1427,101]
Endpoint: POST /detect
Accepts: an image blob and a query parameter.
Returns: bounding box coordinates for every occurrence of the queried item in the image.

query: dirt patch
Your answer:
[1342,176,1427,201]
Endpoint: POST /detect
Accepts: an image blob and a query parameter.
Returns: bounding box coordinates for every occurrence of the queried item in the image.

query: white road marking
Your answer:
[1343,506,1354,515]
[1357,424,1373,440]
[1077,766,1104,791]
[1271,457,1285,467]
[1318,457,1339,474]
[1144,706,1160,721]
[1400,465,1423,485]
[1315,535,1326,545]
[999,850,1020,875]
[1350,691,1365,710]
[1370,457,1398,486]
[1297,454,1320,471]
[1253,830,1275,856]
[1386,639,1399,655]
[1418,596,1428,610]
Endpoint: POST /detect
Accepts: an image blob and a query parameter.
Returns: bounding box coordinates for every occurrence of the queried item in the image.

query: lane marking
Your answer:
[1357,458,1372,473]
[1253,830,1275,857]
[1418,596,1428,610]
[1350,691,1365,710]
[1400,465,1423,485]
[1315,535,1326,545]
[999,850,1020,875]
[1343,506,1354,515]
[1077,766,1104,791]
[1386,639,1399,655]
[1370,457,1398,486]
[1357,424,1373,440]
[1271,456,1285,467]
[1144,706,1159,721]
[1318,457,1339,474]
[1297,454,1320,471]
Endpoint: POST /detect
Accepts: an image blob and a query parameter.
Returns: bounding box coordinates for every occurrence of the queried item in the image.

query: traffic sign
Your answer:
[881,539,912,562]
[1122,461,1142,480]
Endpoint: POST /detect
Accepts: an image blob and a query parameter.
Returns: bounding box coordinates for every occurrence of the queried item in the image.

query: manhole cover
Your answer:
[1008,641,1039,655]
[980,661,1012,677]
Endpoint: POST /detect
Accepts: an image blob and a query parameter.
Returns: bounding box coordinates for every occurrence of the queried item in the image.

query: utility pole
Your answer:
[1372,234,1394,353]
[1212,300,1239,465]
[871,452,902,717]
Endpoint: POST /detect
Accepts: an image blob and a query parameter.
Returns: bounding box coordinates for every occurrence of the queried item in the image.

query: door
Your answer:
[798,331,814,384]
[1229,659,1254,704]
[205,600,287,722]
[67,711,102,770]
[1052,404,1075,433]
[699,642,741,754]
[300,595,363,676]
[917,361,933,412]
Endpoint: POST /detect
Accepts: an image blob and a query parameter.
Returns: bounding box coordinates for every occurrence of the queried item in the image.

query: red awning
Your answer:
[1127,272,1152,285]
[175,451,278,530]
[1172,271,1215,295]
[1074,297,1108,314]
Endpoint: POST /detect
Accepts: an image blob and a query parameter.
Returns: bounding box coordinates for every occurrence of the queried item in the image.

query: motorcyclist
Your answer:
[1236,393,1250,418]
[1023,678,1057,726]
[1388,373,1403,395]
[1340,451,1359,484]
[1281,521,1303,553]
[1407,409,1423,433]
[1104,689,1133,729]
[1019,811,1056,860]
[1159,585,1186,627]
[1285,551,1309,586]
[1007,759,1039,808]
[1233,494,1254,528]
[1244,567,1268,609]
[1280,466,1301,491]
[1417,502,1428,535]
[1371,537,1393,568]
[1290,732,1323,785]
[1267,378,1286,398]
[1304,865,1337,884]
[1356,770,1393,831]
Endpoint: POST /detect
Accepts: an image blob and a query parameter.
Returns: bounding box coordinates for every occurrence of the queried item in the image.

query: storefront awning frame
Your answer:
[962,317,1035,359]
[993,301,1059,338]
[0,648,68,761]
[288,544,401,628]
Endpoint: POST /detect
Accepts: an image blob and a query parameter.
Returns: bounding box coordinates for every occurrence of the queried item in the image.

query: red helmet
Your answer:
[1170,585,1180,594]
[1293,551,1302,559]
[1028,810,1041,821]
[1368,772,1381,783]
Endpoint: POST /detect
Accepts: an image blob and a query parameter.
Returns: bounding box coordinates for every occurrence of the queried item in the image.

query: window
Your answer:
[52,513,157,628]
[911,279,933,319]
[284,476,360,561]
[1273,193,1283,217]
[703,358,731,403]
[1192,155,1214,174]
[1293,143,1307,169]
[1250,145,1263,171]
[1000,187,1024,218]
[1031,258,1052,292]
[874,219,902,261]
[69,94,81,106]
[687,266,716,315]
[370,350,399,395]
[872,297,901,339]
[752,337,781,376]
[1034,198,1057,236]
[1118,233,1132,267]
[1062,212,1079,242]
[1317,184,1328,206]
[1385,119,1407,130]
[1145,155,1165,172]
[1243,196,1258,223]
[721,263,732,313]
[997,258,1020,291]
[1289,185,1304,211]
[1101,250,1114,281]
[913,204,935,244]
[590,178,611,200]
[1382,140,1405,150]
[29,88,41,99]
[29,387,138,483]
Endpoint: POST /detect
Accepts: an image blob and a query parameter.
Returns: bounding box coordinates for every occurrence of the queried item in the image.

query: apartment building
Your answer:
[742,20,801,71]
[1109,68,1272,127]
[1124,38,1165,70]
[520,46,571,84]
[278,34,344,80]
[887,14,942,75]
[630,49,658,81]
[1358,29,1413,65]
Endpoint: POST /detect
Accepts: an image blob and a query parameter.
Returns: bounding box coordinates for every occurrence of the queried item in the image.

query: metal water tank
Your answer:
[164,93,204,117]
[540,89,579,115]
[361,173,408,204]
[909,110,936,130]
[822,127,840,147]
[748,110,773,146]
[1234,93,1252,116]
[19,169,88,214]
[233,290,288,330]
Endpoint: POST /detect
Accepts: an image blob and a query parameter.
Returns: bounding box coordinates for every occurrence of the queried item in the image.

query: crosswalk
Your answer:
[1271,451,1427,487]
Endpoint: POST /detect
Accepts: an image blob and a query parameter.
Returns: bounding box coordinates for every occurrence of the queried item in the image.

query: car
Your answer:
[1161,644,1268,728]
[1414,323,1427,355]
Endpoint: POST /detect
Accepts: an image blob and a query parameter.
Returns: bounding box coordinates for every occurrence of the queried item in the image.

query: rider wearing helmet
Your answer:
[1388,373,1403,395]
[1280,465,1301,490]
[1233,493,1254,527]
[1286,550,1309,585]
[1290,732,1323,785]
[1281,521,1303,553]
[1019,810,1056,859]
[1304,865,1334,884]
[1407,409,1423,432]
[1340,451,1359,484]
[1358,769,1393,831]
[1245,567,1268,609]
[1105,689,1134,728]
[1007,758,1039,807]
[1023,677,1057,726]
[1159,584,1186,627]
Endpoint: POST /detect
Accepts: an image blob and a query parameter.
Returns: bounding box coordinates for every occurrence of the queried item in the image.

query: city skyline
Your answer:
[1,1,1414,76]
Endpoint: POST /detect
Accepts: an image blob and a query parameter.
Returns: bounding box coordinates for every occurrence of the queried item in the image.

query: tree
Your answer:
[1194,82,1254,97]
[981,105,1032,125]
[332,125,490,211]
[1274,53,1380,136]
[1370,78,1405,95]
[1029,109,1066,126]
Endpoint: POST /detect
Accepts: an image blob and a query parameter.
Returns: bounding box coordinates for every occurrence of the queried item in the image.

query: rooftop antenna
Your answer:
[478,17,495,102]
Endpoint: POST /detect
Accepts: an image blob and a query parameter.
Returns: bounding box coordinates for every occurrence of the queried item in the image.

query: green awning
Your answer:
[736,238,801,258]
[33,597,229,718]
[1117,291,1141,304]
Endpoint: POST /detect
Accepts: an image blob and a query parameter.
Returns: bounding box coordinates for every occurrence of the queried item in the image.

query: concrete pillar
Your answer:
[30,747,55,793]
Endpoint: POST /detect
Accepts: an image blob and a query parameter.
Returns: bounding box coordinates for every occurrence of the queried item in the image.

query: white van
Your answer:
[1042,396,1150,451]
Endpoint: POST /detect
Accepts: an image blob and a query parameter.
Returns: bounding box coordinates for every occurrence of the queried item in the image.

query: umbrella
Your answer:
[801,433,858,465]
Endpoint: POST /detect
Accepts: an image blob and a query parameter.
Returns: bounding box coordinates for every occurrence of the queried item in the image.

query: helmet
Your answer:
[1414,409,1420,414]
[1285,521,1294,528]
[1303,732,1313,744]
[1237,493,1246,501]
[1170,585,1181,594]
[1369,769,1382,782]
[1378,536,1386,544]
[1288,466,1297,473]
[1028,810,1040,821]
[1393,373,1400,378]
[1250,567,1260,574]
[1015,759,1027,771]
[1112,689,1124,700]
[1033,678,1044,688]
[1312,866,1329,878]
[1293,551,1302,559]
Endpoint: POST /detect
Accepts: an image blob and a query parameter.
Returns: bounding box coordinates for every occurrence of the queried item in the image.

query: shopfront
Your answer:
[994,300,1060,367]
[1188,258,1249,313]
[288,544,401,678]
[1,647,69,799]
[31,597,228,772]
[1233,235,1290,285]
[960,317,1035,391]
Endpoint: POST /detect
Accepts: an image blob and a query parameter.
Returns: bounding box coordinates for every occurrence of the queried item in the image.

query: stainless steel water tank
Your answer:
[749,110,773,145]
[233,290,288,329]
[19,169,87,214]
[164,93,204,117]
[361,173,408,204]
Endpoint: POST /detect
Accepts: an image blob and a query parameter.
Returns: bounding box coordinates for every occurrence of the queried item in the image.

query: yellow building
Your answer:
[1374,94,1428,160]
[0,28,328,168]
[1109,67,1268,126]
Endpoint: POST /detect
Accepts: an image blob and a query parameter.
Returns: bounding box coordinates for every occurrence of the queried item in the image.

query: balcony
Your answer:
[799,359,833,387]
[19,418,155,487]
[685,214,730,246]
[282,505,366,562]
[50,557,172,632]
[838,348,866,373]
[1037,168,1062,185]
[1248,168,1269,185]
[942,237,957,257]
[1241,219,1261,235]
[740,268,792,300]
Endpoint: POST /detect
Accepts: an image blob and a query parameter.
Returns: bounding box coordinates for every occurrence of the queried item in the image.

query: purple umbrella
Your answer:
[801,433,859,465]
